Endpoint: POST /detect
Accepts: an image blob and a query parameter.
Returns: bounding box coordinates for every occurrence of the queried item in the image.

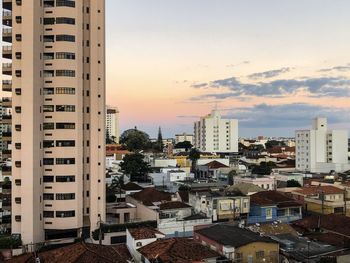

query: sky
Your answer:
[2,1,350,138]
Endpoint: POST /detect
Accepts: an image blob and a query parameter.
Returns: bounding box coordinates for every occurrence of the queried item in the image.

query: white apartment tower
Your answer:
[194,110,238,153]
[106,106,120,143]
[3,0,106,245]
[296,117,349,173]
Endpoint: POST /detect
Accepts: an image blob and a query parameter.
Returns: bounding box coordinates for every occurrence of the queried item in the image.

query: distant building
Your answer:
[175,132,194,145]
[296,117,349,173]
[194,110,238,153]
[234,176,276,191]
[106,106,120,143]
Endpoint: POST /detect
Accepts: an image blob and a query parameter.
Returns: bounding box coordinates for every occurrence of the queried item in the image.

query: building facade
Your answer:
[296,117,349,173]
[175,132,194,145]
[194,110,238,153]
[3,0,106,246]
[106,106,119,143]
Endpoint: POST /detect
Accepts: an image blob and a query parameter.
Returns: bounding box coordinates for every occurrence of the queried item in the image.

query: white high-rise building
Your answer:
[106,106,120,143]
[194,110,238,153]
[3,0,106,246]
[296,117,349,173]
[175,133,194,145]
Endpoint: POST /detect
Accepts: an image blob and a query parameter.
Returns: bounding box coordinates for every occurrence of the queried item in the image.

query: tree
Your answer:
[265,140,286,149]
[174,141,193,151]
[189,148,200,175]
[120,127,151,152]
[109,175,125,200]
[252,161,276,175]
[287,179,301,187]
[155,127,164,152]
[120,153,152,182]
[228,170,237,185]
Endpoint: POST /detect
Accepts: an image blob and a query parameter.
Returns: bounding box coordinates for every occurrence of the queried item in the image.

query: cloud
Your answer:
[226,61,250,68]
[176,115,200,119]
[319,65,350,72]
[191,76,350,99]
[225,103,350,128]
[247,67,291,80]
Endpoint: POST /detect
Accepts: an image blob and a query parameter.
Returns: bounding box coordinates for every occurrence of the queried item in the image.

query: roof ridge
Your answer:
[80,242,115,263]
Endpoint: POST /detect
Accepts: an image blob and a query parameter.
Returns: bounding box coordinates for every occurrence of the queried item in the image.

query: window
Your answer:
[56,176,75,182]
[56,0,75,7]
[43,52,54,60]
[56,87,75,94]
[56,17,75,25]
[56,158,75,165]
[266,208,273,219]
[56,34,75,42]
[56,140,75,147]
[43,193,54,200]
[43,140,54,148]
[44,18,55,25]
[43,122,54,130]
[56,193,75,200]
[56,210,75,218]
[43,176,54,183]
[43,88,54,95]
[56,123,75,129]
[43,105,54,112]
[43,158,54,165]
[256,251,264,259]
[43,211,54,218]
[56,105,75,112]
[56,70,75,77]
[56,52,75,60]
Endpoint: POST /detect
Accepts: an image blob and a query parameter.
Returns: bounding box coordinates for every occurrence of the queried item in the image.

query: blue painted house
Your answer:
[248,191,302,224]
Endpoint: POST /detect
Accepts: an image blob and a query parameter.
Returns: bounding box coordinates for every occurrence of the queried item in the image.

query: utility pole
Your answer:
[321,190,325,215]
[344,189,347,216]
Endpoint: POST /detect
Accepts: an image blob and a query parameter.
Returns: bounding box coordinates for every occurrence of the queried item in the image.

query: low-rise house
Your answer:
[225,182,264,196]
[106,202,137,224]
[138,237,221,263]
[290,185,347,215]
[197,160,230,180]
[122,182,144,196]
[194,224,279,262]
[189,188,250,222]
[234,175,276,190]
[272,171,304,187]
[126,228,166,262]
[248,191,302,224]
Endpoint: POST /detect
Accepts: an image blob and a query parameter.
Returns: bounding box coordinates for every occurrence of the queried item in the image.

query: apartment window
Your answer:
[43,193,54,200]
[15,143,21,150]
[266,208,273,219]
[56,158,75,165]
[43,158,54,165]
[43,88,54,95]
[15,106,21,113]
[43,176,54,183]
[56,0,75,7]
[43,70,54,77]
[56,87,75,94]
[43,122,54,130]
[15,16,22,24]
[56,105,75,112]
[56,52,75,60]
[43,140,54,148]
[256,251,265,259]
[56,176,75,182]
[56,34,75,42]
[43,18,55,25]
[56,17,75,25]
[43,35,54,42]
[43,52,54,60]
[56,123,75,129]
[56,193,75,200]
[56,140,75,147]
[43,105,54,112]
[43,211,54,218]
[56,70,75,77]
[56,210,75,218]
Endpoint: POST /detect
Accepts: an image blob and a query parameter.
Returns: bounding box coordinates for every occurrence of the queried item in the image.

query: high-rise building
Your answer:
[2,0,106,246]
[296,117,349,173]
[175,132,194,145]
[194,110,238,153]
[106,106,120,143]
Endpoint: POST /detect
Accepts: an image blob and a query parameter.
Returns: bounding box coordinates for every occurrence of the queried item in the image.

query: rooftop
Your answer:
[225,183,264,195]
[205,160,229,169]
[138,238,220,262]
[159,201,191,210]
[122,182,143,191]
[129,187,172,206]
[128,228,165,240]
[195,224,277,247]
[250,191,302,208]
[293,185,344,196]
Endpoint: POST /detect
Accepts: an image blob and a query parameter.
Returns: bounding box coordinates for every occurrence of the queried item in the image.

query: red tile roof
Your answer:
[206,160,229,169]
[128,228,165,240]
[129,187,172,206]
[122,182,143,191]
[251,191,302,208]
[294,186,344,196]
[138,238,220,262]
[159,201,191,210]
[7,242,131,263]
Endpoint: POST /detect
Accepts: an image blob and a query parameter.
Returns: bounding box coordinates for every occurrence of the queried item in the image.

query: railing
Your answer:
[2,63,12,69]
[2,80,12,85]
[2,28,11,34]
[2,11,12,18]
[2,97,12,102]
[2,46,12,52]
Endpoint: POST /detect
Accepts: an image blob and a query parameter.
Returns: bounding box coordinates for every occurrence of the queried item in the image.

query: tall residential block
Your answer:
[296,117,349,173]
[175,132,194,145]
[2,0,106,245]
[106,106,120,144]
[194,110,238,153]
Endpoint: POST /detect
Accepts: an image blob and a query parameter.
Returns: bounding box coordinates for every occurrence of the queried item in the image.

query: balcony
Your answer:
[3,0,12,11]
[1,97,12,108]
[0,115,12,125]
[2,131,11,141]
[2,28,12,43]
[2,46,12,59]
[2,63,12,75]
[2,149,11,159]
[2,80,12,92]
[2,11,12,27]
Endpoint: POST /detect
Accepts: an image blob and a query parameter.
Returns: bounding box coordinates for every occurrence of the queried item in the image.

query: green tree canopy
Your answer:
[189,148,201,174]
[265,140,286,149]
[287,179,301,187]
[120,153,151,182]
[174,141,193,151]
[120,128,151,152]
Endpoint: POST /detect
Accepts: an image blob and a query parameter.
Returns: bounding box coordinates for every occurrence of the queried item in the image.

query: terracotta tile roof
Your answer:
[205,160,229,169]
[294,186,344,196]
[7,242,131,263]
[159,201,191,210]
[250,191,302,208]
[292,214,350,237]
[178,190,189,203]
[122,182,143,191]
[129,187,172,206]
[138,238,220,262]
[128,228,165,240]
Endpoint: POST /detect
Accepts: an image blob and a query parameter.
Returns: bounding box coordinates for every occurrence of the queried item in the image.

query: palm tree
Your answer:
[110,175,125,201]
